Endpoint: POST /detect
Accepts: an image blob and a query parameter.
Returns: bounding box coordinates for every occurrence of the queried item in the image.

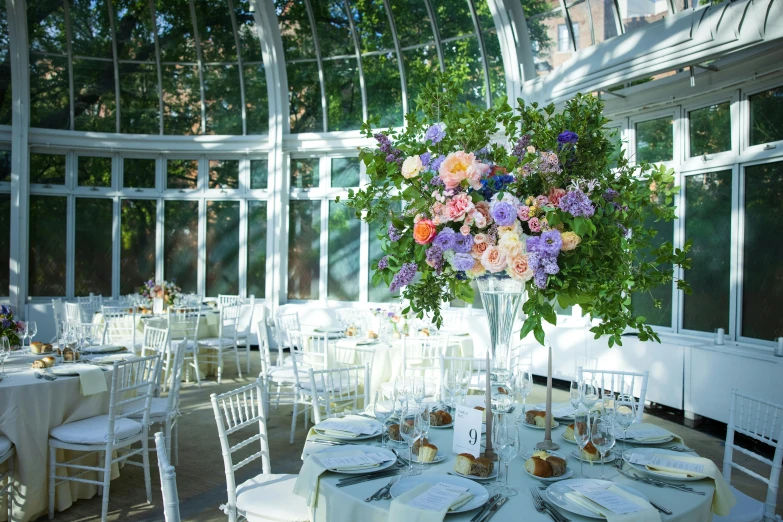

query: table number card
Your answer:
[452,406,482,458]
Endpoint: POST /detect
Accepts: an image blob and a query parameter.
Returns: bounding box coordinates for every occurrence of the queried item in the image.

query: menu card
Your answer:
[452,406,482,458]
[407,483,469,512]
[316,419,377,435]
[567,482,645,515]
[628,453,705,474]
[318,451,393,469]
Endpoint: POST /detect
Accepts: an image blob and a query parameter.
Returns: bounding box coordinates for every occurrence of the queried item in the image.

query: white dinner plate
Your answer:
[453,465,498,481]
[312,416,383,441]
[623,448,705,482]
[89,354,136,365]
[525,467,574,483]
[390,473,489,514]
[312,445,397,474]
[410,452,446,464]
[561,433,578,445]
[430,422,454,429]
[570,449,617,464]
[441,330,471,337]
[48,364,108,376]
[522,420,560,430]
[313,327,344,334]
[546,479,649,519]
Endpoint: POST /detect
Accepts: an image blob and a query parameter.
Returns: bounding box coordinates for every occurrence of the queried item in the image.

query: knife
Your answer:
[479,496,509,522]
[470,494,501,522]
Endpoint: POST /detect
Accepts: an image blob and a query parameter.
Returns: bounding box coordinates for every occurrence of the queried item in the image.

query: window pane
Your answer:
[564,9,587,49]
[606,127,622,169]
[247,200,267,297]
[291,158,319,189]
[288,200,320,300]
[0,194,9,294]
[70,0,113,58]
[30,152,66,185]
[363,54,403,128]
[442,36,485,106]
[430,0,473,39]
[327,201,360,301]
[208,159,239,189]
[193,0,237,62]
[0,1,10,126]
[74,198,113,296]
[275,0,315,60]
[250,159,268,189]
[354,0,394,53]
[587,0,619,44]
[620,0,668,34]
[204,64,242,135]
[682,170,732,333]
[244,64,269,134]
[78,156,112,187]
[388,0,435,47]
[312,0,353,58]
[73,58,117,133]
[324,58,362,132]
[483,30,505,104]
[28,0,66,54]
[206,201,240,296]
[749,86,783,146]
[368,201,400,303]
[164,200,198,293]
[631,197,674,327]
[120,199,157,294]
[287,61,323,133]
[741,162,783,340]
[123,158,156,188]
[156,0,197,62]
[30,55,70,130]
[162,65,201,135]
[167,159,198,189]
[402,46,440,114]
[114,0,156,61]
[331,157,359,187]
[235,0,262,62]
[119,63,160,135]
[29,195,67,296]
[526,6,562,78]
[636,116,673,163]
[689,102,730,157]
[0,150,9,182]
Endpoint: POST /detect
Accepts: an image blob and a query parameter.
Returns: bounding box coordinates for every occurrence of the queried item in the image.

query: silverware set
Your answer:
[529,487,570,522]
[365,477,399,501]
[470,493,510,522]
[34,371,56,381]
[666,445,695,452]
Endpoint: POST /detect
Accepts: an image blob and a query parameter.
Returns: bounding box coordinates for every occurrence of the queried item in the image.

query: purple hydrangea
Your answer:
[453,234,474,254]
[425,124,445,144]
[512,135,531,157]
[526,236,540,253]
[388,223,403,242]
[433,228,456,251]
[377,255,389,270]
[389,262,417,293]
[430,155,445,173]
[559,189,595,218]
[425,245,444,274]
[420,151,432,167]
[490,201,517,227]
[603,188,619,202]
[453,253,475,272]
[0,305,8,315]
[540,230,562,256]
[557,131,579,145]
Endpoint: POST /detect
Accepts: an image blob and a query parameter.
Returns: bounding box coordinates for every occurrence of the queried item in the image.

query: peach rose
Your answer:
[444,193,474,222]
[460,225,471,236]
[472,211,487,228]
[548,187,567,207]
[560,231,581,251]
[413,219,437,245]
[468,259,486,277]
[471,240,489,259]
[481,246,507,273]
[507,254,534,282]
[474,233,487,244]
[439,151,488,190]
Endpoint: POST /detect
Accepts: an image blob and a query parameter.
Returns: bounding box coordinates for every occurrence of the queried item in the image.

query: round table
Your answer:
[301,406,716,522]
[0,352,118,522]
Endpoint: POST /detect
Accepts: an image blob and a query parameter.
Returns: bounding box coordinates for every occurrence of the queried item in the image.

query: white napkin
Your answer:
[388,483,474,522]
[313,417,380,438]
[82,345,126,353]
[75,365,108,396]
[565,485,661,522]
[293,450,367,508]
[622,424,683,443]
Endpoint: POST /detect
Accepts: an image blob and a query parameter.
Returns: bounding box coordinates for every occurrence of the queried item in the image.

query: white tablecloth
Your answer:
[0,353,119,522]
[301,405,715,522]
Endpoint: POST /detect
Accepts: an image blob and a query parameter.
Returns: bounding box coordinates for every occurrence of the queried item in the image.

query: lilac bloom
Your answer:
[377,256,389,270]
[388,224,403,242]
[559,189,595,218]
[390,262,417,293]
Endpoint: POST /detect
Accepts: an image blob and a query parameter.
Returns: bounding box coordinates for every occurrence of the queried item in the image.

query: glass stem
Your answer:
[600,452,605,480]
[580,450,584,477]
[504,461,510,488]
[496,456,502,486]
[408,443,413,473]
[623,428,627,456]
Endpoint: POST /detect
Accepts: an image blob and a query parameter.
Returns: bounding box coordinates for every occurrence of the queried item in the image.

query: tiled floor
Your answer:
[46,354,781,521]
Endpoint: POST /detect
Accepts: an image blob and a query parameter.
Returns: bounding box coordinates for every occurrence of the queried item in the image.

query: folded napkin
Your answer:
[75,365,108,396]
[83,345,126,353]
[643,454,735,516]
[313,417,380,438]
[292,450,368,508]
[565,485,661,522]
[623,424,684,444]
[388,483,474,522]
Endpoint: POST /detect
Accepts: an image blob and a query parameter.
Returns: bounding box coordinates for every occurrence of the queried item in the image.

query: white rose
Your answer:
[401,155,424,179]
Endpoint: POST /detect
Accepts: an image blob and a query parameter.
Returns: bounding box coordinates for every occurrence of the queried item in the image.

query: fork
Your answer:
[529,487,570,522]
[666,446,694,452]
[366,477,396,502]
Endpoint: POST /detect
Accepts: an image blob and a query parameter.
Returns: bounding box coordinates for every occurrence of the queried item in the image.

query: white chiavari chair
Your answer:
[101,305,138,352]
[307,364,371,424]
[577,367,649,422]
[286,330,332,444]
[275,312,301,366]
[236,295,256,374]
[217,294,242,308]
[0,436,14,522]
[51,299,65,342]
[155,432,180,522]
[210,379,311,522]
[199,302,242,383]
[139,326,172,390]
[716,389,783,522]
[403,335,449,391]
[77,295,103,316]
[64,302,85,325]
[439,309,465,331]
[257,319,299,411]
[168,306,201,387]
[439,355,489,397]
[48,354,162,522]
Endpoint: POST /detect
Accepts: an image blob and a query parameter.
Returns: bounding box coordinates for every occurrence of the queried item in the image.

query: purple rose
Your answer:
[557,131,579,144]
[540,230,562,256]
[420,151,432,167]
[425,124,445,144]
[433,228,456,251]
[490,201,516,227]
[453,253,475,272]
[453,234,474,254]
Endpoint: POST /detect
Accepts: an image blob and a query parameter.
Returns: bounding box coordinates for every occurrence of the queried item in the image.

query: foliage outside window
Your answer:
[247,201,267,297]
[167,159,199,190]
[689,102,731,157]
[78,156,112,187]
[749,86,783,146]
[74,198,113,295]
[636,117,673,163]
[206,201,240,296]
[120,199,157,295]
[30,153,66,185]
[164,200,199,293]
[29,195,67,296]
[288,200,320,299]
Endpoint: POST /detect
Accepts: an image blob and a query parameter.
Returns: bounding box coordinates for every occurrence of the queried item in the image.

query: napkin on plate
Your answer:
[623,424,684,444]
[565,485,661,522]
[388,483,474,522]
[292,450,370,508]
[73,365,108,396]
[83,345,126,353]
[313,417,380,438]
[644,454,735,516]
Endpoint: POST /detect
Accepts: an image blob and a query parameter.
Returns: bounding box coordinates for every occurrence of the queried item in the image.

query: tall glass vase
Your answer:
[476,274,526,457]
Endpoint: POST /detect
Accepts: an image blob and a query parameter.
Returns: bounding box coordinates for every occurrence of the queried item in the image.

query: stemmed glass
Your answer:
[412,376,426,406]
[581,380,599,418]
[399,402,422,476]
[573,411,591,478]
[494,416,520,496]
[373,390,393,448]
[26,321,38,349]
[0,336,10,378]
[591,414,616,480]
[442,367,459,411]
[615,393,637,458]
[569,380,582,414]
[393,376,406,417]
[514,369,533,420]
[457,367,471,406]
[417,406,431,471]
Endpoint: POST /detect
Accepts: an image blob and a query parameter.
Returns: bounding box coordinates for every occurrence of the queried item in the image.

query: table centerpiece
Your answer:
[344,73,689,455]
[139,279,182,313]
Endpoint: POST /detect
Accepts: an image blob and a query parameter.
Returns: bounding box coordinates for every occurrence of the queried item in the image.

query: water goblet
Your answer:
[514,369,533,420]
[457,367,471,405]
[412,376,426,405]
[569,379,582,413]
[573,411,591,478]
[399,403,422,476]
[581,380,599,417]
[373,390,393,448]
[0,336,10,378]
[615,393,637,458]
[591,414,616,480]
[442,368,459,411]
[393,376,406,416]
[27,321,38,347]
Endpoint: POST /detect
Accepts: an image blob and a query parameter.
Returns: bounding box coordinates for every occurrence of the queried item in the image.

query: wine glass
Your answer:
[0,336,10,378]
[27,321,38,347]
[514,369,533,420]
[591,414,616,480]
[581,380,599,417]
[457,367,471,406]
[494,416,520,496]
[573,411,591,478]
[615,393,637,458]
[569,380,582,413]
[399,402,422,476]
[417,406,431,471]
[373,390,393,448]
[392,376,406,416]
[412,376,426,406]
[442,367,459,411]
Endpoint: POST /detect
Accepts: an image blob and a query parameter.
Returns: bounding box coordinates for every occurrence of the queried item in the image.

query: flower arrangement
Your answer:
[0,305,25,346]
[345,74,690,347]
[139,279,182,307]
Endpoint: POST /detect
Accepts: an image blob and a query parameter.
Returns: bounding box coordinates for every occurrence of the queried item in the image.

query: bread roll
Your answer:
[454,453,474,475]
[367,331,378,339]
[470,457,494,478]
[31,341,44,354]
[418,443,438,463]
[412,437,428,455]
[564,423,575,441]
[547,456,567,476]
[430,410,452,426]
[31,360,47,369]
[474,406,487,423]
[525,456,553,478]
[387,424,401,441]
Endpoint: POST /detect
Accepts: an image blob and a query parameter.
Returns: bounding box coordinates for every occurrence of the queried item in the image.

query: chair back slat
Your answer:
[102,305,137,349]
[108,354,162,428]
[165,337,189,414]
[308,364,370,424]
[402,336,449,383]
[218,295,242,309]
[439,355,488,398]
[256,319,272,375]
[577,367,648,422]
[219,303,241,338]
[155,432,181,522]
[275,312,301,348]
[439,310,464,331]
[64,302,86,324]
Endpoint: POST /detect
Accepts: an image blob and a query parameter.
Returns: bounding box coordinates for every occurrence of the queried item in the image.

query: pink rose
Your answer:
[528,217,541,233]
[507,254,534,282]
[548,187,567,207]
[438,151,488,190]
[474,233,487,244]
[460,225,471,236]
[472,211,487,228]
[481,246,507,273]
[444,193,475,222]
[536,195,549,207]
[517,206,530,221]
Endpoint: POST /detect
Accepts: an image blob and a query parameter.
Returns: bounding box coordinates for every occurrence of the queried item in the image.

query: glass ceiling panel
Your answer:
[162,64,202,134]
[312,0,354,57]
[204,64,242,135]
[587,0,619,44]
[363,53,403,127]
[287,60,323,133]
[244,63,269,134]
[276,0,316,60]
[156,0,198,63]
[567,1,591,50]
[388,0,436,48]
[351,0,395,53]
[430,0,474,40]
[73,58,117,132]
[69,0,113,58]
[442,35,485,106]
[474,0,494,32]
[119,62,160,134]
[619,0,669,33]
[525,3,565,78]
[193,0,238,62]
[114,0,157,61]
[323,57,362,131]
[30,56,71,129]
[28,0,67,54]
[235,0,263,62]
[402,45,440,111]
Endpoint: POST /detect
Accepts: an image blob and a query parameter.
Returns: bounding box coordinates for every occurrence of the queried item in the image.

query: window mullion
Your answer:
[728,164,740,341]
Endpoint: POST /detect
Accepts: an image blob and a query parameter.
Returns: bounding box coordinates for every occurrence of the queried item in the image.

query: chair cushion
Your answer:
[236,473,311,522]
[199,337,235,348]
[713,486,765,522]
[0,435,11,457]
[268,367,307,384]
[50,415,143,445]
[129,397,170,419]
